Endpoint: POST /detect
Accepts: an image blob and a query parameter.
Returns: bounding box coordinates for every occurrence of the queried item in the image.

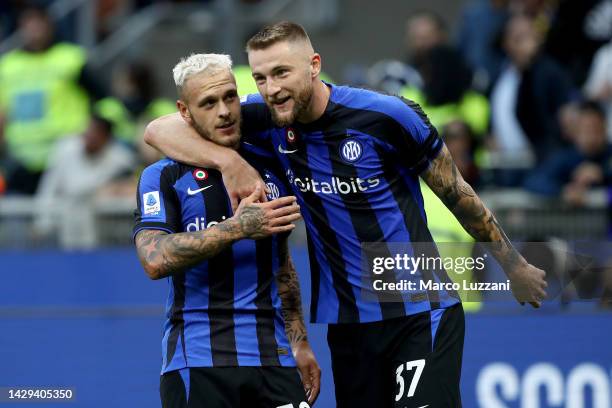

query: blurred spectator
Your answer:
[0,6,105,195]
[401,45,490,138]
[489,14,574,176]
[94,61,175,145]
[364,11,447,95]
[33,115,134,249]
[545,0,612,87]
[405,10,448,69]
[456,0,510,92]
[584,39,612,141]
[524,101,612,204]
[367,60,423,96]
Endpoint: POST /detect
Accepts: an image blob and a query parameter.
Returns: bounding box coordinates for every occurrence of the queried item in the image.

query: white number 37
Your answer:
[395,359,426,401]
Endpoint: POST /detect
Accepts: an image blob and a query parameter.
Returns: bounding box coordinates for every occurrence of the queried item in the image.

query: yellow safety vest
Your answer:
[95,97,176,144]
[401,87,489,137]
[0,43,90,171]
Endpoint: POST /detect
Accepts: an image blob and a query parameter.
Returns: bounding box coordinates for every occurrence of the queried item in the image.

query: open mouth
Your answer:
[271,96,291,106]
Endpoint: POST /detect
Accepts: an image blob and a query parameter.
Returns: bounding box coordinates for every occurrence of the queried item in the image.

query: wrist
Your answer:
[213,149,241,171]
[505,256,528,278]
[217,217,245,241]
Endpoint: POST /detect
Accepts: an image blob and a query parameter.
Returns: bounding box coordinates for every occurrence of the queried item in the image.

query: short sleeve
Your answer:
[374,96,444,174]
[133,162,181,239]
[240,93,275,152]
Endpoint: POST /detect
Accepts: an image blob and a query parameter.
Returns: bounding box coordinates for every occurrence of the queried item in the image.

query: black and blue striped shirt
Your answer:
[134,149,295,373]
[240,83,460,324]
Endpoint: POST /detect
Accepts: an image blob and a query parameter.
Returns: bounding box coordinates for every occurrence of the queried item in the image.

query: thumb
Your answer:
[245,185,261,204]
[300,365,312,389]
[230,193,239,213]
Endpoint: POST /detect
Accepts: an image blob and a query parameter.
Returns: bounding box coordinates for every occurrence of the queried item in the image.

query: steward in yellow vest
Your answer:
[0,7,100,194]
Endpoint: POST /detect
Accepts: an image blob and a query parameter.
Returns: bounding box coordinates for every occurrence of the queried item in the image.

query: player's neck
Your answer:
[298,79,330,124]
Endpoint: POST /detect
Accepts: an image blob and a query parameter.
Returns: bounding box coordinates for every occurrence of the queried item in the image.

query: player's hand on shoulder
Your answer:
[220,154,268,210]
[508,261,548,308]
[293,340,321,405]
[231,186,301,239]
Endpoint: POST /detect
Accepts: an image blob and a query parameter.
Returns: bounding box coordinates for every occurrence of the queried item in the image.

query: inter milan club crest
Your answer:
[193,169,208,180]
[264,171,281,200]
[339,139,363,163]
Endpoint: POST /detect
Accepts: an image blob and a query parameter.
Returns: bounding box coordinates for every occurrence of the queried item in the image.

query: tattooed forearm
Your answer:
[135,220,242,279]
[421,145,524,271]
[276,240,308,347]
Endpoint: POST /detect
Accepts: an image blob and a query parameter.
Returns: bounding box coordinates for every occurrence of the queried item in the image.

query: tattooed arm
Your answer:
[135,186,301,280]
[135,222,242,280]
[276,237,308,346]
[421,145,547,307]
[276,237,321,404]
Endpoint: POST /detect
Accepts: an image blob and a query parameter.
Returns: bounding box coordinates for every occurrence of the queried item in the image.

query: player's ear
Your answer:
[311,53,321,79]
[176,99,193,125]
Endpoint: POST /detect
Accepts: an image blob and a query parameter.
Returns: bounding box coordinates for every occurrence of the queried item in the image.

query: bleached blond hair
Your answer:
[172,53,233,95]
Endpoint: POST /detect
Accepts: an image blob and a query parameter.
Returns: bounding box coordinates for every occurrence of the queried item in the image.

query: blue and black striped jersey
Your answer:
[240,83,461,324]
[134,149,295,374]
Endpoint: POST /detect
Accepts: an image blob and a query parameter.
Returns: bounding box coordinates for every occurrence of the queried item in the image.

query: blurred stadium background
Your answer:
[0,0,611,407]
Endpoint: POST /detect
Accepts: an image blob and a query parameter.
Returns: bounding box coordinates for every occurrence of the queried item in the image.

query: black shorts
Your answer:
[160,366,309,408]
[328,303,465,408]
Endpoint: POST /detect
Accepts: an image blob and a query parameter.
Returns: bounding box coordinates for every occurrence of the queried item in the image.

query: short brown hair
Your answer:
[246,21,310,51]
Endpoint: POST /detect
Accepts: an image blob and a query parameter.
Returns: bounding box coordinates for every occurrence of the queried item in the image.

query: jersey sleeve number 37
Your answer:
[395,359,426,402]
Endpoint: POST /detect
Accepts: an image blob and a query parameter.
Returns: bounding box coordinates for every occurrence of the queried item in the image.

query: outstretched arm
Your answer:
[136,187,300,279]
[276,237,321,404]
[421,145,547,307]
[144,113,267,208]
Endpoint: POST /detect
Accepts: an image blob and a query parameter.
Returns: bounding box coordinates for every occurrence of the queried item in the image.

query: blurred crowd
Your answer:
[0,0,611,247]
[362,0,612,207]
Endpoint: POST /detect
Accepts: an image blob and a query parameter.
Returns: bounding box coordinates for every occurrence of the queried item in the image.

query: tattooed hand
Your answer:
[422,144,548,308]
[232,186,301,240]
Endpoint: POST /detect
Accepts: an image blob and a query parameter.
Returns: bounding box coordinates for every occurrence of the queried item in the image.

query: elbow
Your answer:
[143,120,160,148]
[142,262,164,280]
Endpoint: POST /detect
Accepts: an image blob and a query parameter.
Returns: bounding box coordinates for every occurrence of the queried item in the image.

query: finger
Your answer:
[230,193,239,212]
[263,196,297,209]
[257,181,269,203]
[268,224,296,234]
[270,203,300,218]
[529,300,541,308]
[309,366,321,404]
[300,372,312,392]
[270,213,302,227]
[243,185,261,205]
[537,288,547,300]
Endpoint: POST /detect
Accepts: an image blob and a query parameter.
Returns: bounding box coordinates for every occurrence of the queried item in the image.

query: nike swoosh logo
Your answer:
[187,185,212,195]
[278,144,298,154]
